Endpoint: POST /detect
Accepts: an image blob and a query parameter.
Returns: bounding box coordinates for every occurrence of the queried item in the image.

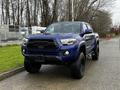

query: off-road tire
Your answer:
[24,59,41,73]
[70,52,86,79]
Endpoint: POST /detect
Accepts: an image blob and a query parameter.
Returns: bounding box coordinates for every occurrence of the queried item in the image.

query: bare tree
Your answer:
[17,0,20,25]
[92,10,112,36]
[33,0,37,25]
[5,0,10,24]
[1,0,5,24]
[51,0,58,22]
[0,0,113,36]
[41,0,51,26]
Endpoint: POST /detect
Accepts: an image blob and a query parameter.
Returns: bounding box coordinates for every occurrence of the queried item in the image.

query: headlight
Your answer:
[22,38,28,46]
[60,38,77,45]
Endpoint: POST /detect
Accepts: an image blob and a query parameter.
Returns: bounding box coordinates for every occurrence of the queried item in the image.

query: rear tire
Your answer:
[92,44,99,61]
[24,58,41,73]
[70,52,86,79]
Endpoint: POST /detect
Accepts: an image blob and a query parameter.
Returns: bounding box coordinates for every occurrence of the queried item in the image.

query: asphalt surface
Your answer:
[0,38,120,90]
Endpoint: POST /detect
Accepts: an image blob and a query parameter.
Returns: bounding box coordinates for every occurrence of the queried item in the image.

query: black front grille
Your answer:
[27,39,57,50]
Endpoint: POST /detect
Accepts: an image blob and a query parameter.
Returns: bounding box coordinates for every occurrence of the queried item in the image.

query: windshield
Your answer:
[46,22,81,34]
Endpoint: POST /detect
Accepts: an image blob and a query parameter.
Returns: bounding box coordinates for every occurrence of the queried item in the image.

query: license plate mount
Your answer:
[35,55,45,63]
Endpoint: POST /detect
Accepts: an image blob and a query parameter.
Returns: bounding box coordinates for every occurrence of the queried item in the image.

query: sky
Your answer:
[111,0,120,25]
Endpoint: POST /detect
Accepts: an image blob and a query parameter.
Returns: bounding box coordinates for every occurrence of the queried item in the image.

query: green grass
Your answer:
[0,45,23,73]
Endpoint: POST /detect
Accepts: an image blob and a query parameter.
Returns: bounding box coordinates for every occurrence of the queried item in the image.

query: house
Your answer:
[0,25,22,41]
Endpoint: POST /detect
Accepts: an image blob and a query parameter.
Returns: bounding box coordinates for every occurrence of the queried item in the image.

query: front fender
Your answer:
[76,40,86,57]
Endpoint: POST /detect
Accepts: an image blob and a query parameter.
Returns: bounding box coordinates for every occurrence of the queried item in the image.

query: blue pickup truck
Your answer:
[21,21,99,79]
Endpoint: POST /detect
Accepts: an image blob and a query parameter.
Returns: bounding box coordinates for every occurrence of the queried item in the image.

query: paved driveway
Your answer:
[0,38,120,90]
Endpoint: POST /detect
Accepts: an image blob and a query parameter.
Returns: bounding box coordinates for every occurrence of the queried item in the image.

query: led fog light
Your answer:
[23,49,25,53]
[64,51,70,55]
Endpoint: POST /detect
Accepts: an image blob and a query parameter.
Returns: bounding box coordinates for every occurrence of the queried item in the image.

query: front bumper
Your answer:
[24,54,69,64]
[22,44,79,64]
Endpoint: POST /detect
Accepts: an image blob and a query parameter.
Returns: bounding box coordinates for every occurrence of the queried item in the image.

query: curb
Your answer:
[0,67,24,81]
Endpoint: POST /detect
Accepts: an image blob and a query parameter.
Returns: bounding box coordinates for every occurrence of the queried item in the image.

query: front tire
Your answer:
[24,58,41,73]
[70,52,86,79]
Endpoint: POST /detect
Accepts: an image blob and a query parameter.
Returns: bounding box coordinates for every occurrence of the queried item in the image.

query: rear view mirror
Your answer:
[41,30,45,33]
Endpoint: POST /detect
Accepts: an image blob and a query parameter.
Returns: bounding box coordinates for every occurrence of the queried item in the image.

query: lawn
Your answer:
[0,45,24,73]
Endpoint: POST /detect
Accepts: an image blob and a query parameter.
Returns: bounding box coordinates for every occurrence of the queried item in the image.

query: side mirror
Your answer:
[84,29,92,34]
[80,29,92,37]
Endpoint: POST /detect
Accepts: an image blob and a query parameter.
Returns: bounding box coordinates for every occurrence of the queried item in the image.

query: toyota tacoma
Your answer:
[21,21,99,79]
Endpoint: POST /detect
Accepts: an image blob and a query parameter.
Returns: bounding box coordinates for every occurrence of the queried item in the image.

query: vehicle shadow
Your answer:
[24,58,98,81]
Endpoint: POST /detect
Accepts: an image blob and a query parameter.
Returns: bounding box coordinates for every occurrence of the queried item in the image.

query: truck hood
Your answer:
[28,33,80,40]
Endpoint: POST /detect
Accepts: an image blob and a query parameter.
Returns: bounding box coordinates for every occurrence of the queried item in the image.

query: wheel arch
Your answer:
[77,41,86,58]
[79,44,86,57]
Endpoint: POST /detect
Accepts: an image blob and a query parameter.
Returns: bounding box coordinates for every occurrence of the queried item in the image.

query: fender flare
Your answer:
[76,40,86,57]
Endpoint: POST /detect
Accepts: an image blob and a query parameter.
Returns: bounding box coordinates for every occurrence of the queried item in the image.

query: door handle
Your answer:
[85,36,91,41]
